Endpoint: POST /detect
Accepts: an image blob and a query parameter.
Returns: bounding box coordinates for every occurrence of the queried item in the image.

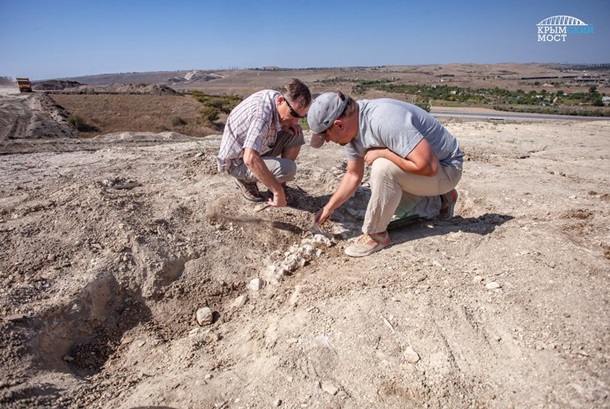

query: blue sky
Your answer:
[0,0,608,80]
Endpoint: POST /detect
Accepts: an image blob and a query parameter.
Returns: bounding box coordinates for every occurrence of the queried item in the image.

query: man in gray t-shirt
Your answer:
[308,92,463,257]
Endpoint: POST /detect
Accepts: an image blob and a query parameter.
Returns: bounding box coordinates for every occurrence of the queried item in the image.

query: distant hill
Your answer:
[59,70,222,86]
[27,63,609,102]
[0,76,15,86]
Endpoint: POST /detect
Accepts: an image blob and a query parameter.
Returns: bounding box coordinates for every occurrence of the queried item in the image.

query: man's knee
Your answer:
[280,160,297,182]
[266,157,297,182]
[370,158,398,181]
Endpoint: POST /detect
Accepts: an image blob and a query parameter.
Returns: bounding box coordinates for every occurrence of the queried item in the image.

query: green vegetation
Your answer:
[191,91,242,125]
[170,116,187,126]
[198,106,220,125]
[67,114,97,132]
[313,77,360,86]
[351,80,609,116]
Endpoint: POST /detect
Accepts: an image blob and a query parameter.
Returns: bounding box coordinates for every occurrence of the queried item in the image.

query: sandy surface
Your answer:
[0,94,609,408]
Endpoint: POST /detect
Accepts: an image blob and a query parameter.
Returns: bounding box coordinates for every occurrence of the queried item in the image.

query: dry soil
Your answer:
[0,89,609,409]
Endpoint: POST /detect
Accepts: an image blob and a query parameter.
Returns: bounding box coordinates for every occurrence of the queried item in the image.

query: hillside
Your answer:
[56,63,610,96]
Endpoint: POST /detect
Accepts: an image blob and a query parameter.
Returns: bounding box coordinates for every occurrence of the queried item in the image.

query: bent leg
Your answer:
[362,158,406,234]
[229,158,296,184]
[268,130,305,160]
[229,130,305,184]
[363,159,462,233]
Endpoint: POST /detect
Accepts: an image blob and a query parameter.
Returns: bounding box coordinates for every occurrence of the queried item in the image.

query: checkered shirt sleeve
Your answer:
[217,90,280,172]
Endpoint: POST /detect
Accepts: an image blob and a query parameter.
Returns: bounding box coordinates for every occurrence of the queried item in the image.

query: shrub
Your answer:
[413,96,431,112]
[199,106,220,125]
[67,114,87,131]
[171,116,187,126]
[191,91,241,114]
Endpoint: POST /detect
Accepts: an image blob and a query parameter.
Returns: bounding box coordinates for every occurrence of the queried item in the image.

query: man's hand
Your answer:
[363,148,389,166]
[315,157,364,225]
[282,123,303,136]
[268,189,287,207]
[243,147,286,206]
[314,206,333,225]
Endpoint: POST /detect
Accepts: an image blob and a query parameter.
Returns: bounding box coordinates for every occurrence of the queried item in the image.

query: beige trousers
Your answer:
[363,158,462,234]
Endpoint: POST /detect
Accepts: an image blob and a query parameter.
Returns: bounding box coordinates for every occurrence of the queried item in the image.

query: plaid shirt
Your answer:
[217,90,281,172]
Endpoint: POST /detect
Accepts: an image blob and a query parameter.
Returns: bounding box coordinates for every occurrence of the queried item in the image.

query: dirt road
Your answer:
[0,112,609,407]
[0,89,76,141]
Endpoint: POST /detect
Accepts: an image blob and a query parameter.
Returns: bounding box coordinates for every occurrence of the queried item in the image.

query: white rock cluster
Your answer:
[261,234,334,285]
[219,233,337,323]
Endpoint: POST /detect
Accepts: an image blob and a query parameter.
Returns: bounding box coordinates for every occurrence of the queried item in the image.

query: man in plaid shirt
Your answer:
[217,79,312,207]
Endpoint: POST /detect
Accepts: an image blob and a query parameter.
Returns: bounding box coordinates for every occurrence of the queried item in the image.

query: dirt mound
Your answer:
[33,80,83,91]
[0,77,14,86]
[0,119,609,408]
[50,83,181,95]
[167,71,223,85]
[92,131,194,142]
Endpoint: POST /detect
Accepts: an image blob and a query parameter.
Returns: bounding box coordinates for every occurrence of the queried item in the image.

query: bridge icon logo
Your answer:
[537,15,593,42]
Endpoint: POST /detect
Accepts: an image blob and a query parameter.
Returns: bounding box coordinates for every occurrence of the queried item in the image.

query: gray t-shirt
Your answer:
[345,99,463,168]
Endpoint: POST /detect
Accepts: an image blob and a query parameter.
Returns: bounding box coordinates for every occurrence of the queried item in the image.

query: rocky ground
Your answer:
[0,88,609,408]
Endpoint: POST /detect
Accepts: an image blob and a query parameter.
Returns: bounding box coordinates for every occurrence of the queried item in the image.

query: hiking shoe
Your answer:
[439,188,458,219]
[344,232,391,257]
[235,179,264,202]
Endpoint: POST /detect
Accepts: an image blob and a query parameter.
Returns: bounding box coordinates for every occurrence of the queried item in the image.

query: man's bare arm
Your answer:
[243,147,286,206]
[364,139,439,176]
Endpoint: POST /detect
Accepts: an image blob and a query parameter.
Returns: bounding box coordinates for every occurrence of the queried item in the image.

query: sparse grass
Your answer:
[51,94,216,137]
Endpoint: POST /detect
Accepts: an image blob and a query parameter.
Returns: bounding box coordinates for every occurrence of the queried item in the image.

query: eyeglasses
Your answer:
[284,97,306,119]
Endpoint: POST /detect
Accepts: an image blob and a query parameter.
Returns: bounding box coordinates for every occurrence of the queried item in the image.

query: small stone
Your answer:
[274,399,282,406]
[403,346,420,363]
[412,273,427,283]
[473,275,483,283]
[431,259,443,268]
[346,207,365,219]
[312,234,333,247]
[247,278,265,291]
[62,355,75,362]
[486,281,501,290]
[320,381,339,395]
[233,294,248,308]
[204,373,213,380]
[207,332,221,342]
[196,307,214,326]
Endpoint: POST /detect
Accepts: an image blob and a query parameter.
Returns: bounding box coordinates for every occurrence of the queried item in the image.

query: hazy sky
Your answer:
[0,0,608,80]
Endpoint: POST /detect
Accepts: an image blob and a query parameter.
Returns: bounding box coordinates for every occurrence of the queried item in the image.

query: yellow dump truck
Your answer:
[16,77,33,93]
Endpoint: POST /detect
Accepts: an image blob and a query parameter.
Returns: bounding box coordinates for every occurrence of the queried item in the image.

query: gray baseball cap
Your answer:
[307,92,349,148]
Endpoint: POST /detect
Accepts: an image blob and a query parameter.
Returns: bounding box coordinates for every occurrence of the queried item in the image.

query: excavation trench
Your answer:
[34,255,192,377]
